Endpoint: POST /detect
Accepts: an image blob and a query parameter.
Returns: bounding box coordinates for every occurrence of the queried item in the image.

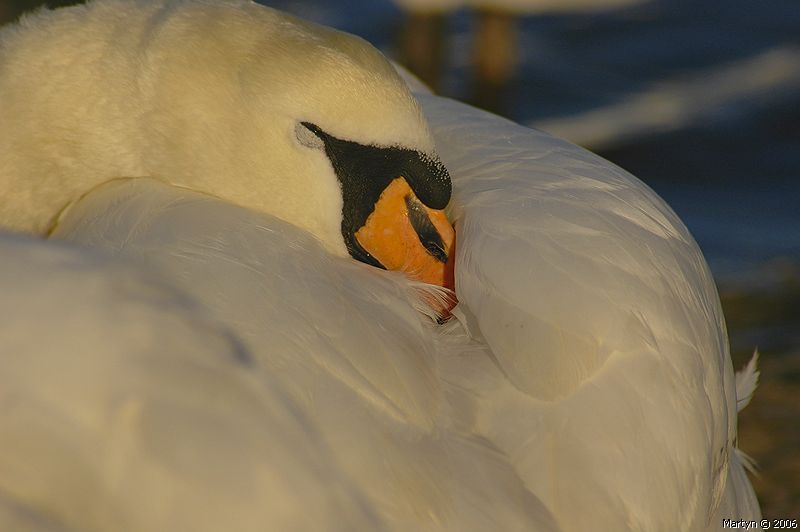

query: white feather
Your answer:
[0,233,387,532]
[735,350,760,413]
[416,92,761,530]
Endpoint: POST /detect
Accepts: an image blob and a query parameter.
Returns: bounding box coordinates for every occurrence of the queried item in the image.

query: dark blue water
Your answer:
[262,0,800,287]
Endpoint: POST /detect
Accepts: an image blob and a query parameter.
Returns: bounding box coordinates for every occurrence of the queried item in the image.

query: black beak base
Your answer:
[300,122,451,268]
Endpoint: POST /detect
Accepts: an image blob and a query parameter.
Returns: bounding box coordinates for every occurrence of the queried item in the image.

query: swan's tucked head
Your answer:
[143,1,455,292]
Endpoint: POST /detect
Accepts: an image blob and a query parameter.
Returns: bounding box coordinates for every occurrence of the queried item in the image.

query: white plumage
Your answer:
[415,91,762,530]
[0,1,759,530]
[0,232,387,532]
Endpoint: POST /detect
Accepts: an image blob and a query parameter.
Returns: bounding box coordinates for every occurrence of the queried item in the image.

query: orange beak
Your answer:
[354,177,456,316]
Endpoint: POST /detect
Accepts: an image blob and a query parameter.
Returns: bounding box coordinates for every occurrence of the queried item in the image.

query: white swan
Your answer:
[0,1,760,530]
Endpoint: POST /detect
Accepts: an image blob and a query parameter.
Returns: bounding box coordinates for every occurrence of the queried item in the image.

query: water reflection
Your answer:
[396,7,517,114]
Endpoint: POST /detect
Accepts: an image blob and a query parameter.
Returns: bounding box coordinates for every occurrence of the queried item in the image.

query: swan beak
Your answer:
[355,177,456,311]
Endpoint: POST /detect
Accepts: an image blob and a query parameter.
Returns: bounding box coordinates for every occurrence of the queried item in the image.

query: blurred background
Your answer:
[2,0,798,516]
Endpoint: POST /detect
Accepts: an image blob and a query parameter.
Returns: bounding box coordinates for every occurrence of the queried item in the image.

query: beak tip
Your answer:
[431,236,457,319]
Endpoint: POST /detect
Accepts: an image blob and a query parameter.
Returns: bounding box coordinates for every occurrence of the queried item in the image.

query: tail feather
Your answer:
[735,350,759,413]
[734,447,759,476]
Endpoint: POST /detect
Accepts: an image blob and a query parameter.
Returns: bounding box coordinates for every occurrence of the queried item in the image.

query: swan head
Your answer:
[6,1,454,301]
[167,2,456,295]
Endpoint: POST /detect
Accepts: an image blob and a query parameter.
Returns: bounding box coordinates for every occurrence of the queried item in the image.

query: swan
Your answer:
[0,0,760,530]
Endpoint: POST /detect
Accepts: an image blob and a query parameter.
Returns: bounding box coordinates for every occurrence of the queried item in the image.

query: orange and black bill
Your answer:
[300,122,457,315]
[354,176,455,294]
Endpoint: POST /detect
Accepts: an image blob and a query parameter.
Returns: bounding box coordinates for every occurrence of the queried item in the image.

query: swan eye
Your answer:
[295,122,324,149]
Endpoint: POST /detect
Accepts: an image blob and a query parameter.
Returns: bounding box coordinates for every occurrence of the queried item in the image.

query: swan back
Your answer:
[49,178,561,531]
[416,93,758,530]
[0,233,386,532]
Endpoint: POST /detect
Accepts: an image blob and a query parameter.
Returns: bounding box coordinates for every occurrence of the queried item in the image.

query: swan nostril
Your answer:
[405,194,448,263]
